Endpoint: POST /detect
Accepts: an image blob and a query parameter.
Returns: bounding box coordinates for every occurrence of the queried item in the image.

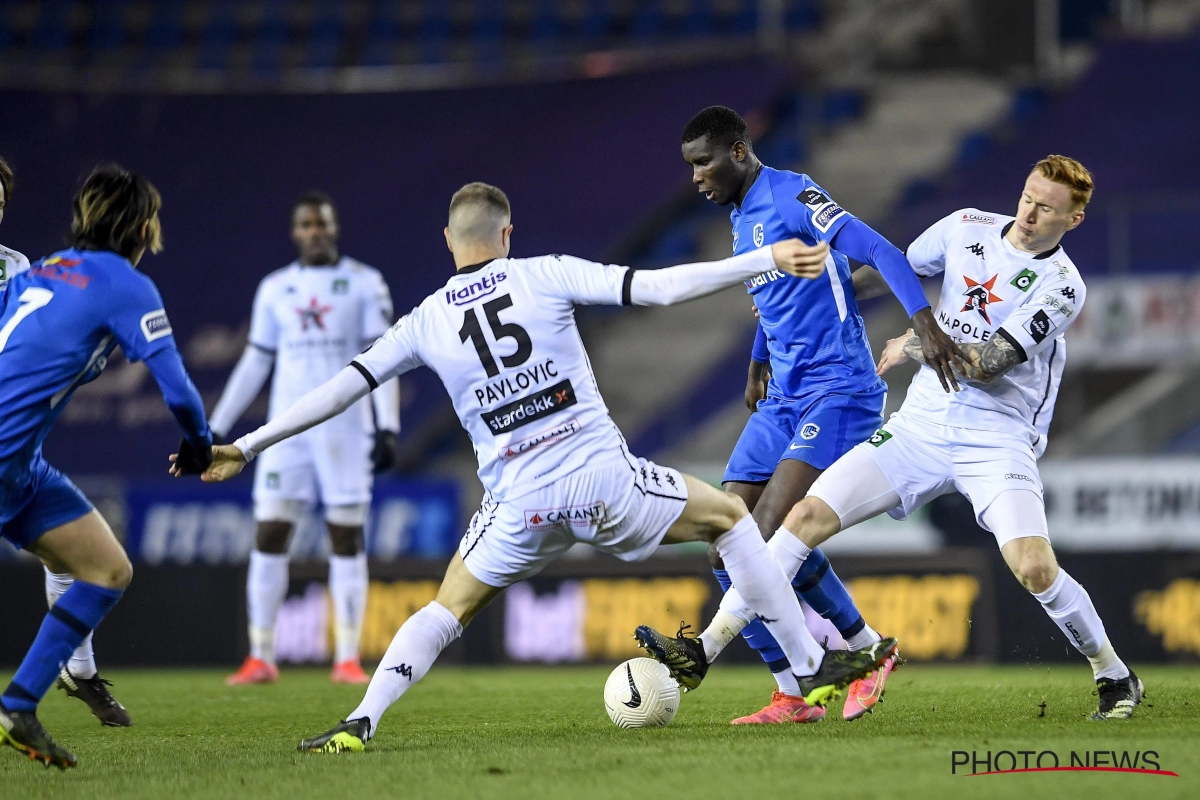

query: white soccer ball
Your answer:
[603,657,680,728]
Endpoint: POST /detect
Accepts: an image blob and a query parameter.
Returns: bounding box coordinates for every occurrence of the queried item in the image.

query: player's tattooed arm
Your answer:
[897,331,1021,383]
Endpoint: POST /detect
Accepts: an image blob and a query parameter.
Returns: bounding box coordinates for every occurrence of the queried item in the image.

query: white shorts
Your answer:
[809,411,1049,549]
[458,454,689,588]
[253,423,373,518]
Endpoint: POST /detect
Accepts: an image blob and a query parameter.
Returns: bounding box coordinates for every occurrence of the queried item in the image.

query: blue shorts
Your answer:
[723,388,885,484]
[0,457,94,550]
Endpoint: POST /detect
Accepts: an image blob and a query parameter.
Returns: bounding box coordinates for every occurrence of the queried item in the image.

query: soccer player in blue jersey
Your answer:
[637,106,963,723]
[0,165,214,769]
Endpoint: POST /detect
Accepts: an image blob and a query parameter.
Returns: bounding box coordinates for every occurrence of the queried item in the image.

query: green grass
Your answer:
[2,664,1197,799]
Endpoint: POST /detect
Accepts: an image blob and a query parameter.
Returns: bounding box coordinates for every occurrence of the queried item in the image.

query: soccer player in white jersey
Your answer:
[692,155,1144,720]
[1,156,133,728]
[211,193,400,687]
[177,182,898,752]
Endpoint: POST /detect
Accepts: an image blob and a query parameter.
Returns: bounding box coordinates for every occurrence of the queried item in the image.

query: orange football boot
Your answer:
[225,656,279,686]
[330,659,370,685]
[731,690,826,724]
[842,650,900,720]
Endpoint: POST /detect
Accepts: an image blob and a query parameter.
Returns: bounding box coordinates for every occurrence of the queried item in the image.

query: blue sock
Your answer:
[712,568,790,674]
[2,581,123,712]
[792,548,866,639]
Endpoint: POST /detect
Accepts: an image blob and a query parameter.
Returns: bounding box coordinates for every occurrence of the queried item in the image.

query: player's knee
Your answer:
[328,525,363,556]
[718,490,750,528]
[105,554,134,590]
[255,522,292,554]
[706,542,724,569]
[782,498,832,541]
[1014,550,1058,593]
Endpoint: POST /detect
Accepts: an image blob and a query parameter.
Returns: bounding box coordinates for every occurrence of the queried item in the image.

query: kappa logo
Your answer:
[1024,309,1053,344]
[1060,286,1076,302]
[966,243,985,258]
[868,429,892,447]
[385,663,414,679]
[961,274,1002,324]
[524,501,606,531]
[800,423,820,440]
[139,309,173,342]
[753,222,765,248]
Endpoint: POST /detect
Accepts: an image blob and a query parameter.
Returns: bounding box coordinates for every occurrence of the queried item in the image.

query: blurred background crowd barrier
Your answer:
[2,0,1199,666]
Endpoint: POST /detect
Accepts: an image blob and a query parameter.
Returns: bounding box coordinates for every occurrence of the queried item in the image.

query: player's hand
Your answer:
[912,308,965,393]
[170,444,247,482]
[745,359,770,412]
[876,331,913,376]
[771,239,830,280]
[372,429,399,473]
[169,436,213,476]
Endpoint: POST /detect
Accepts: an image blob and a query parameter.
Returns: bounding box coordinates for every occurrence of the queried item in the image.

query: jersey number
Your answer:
[0,287,53,352]
[458,294,532,378]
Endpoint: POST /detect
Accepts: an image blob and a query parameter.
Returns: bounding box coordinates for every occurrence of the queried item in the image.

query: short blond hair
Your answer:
[1033,155,1093,209]
[69,164,163,258]
[448,182,510,243]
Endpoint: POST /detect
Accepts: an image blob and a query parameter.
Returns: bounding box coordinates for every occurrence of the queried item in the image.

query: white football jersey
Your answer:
[902,209,1086,453]
[249,257,393,429]
[0,243,30,290]
[355,255,634,501]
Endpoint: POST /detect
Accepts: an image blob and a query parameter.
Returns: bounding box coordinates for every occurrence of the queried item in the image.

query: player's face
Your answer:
[292,203,339,265]
[682,136,743,205]
[1011,173,1085,252]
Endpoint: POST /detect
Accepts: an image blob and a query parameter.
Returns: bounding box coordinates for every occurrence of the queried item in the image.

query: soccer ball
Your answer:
[603,657,680,728]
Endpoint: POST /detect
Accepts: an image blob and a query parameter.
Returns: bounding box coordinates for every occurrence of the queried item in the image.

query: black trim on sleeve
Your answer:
[248,341,276,355]
[349,360,379,391]
[1031,339,1058,428]
[621,267,636,306]
[996,327,1028,363]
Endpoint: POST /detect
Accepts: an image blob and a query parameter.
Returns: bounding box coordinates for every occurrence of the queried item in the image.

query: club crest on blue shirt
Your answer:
[800,423,820,440]
[753,223,764,248]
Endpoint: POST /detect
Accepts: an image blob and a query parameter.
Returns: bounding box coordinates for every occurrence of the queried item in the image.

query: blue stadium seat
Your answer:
[631,0,663,40]
[87,0,131,58]
[583,0,611,42]
[418,0,451,64]
[531,0,561,46]
[786,0,820,31]
[197,0,239,71]
[141,0,185,66]
[475,0,506,66]
[307,0,346,69]
[732,0,757,34]
[31,0,73,52]
[361,2,400,66]
[682,0,713,38]
[251,0,291,76]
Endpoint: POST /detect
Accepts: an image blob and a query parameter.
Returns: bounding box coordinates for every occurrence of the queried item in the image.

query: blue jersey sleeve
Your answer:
[106,271,177,363]
[831,218,930,318]
[775,174,854,242]
[751,322,769,362]
[145,349,212,447]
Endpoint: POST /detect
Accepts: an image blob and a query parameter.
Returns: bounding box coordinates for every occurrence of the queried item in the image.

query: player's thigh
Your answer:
[456,494,575,592]
[662,475,748,544]
[435,553,505,627]
[750,458,823,535]
[981,490,1058,592]
[778,389,884,474]
[722,397,796,486]
[253,435,317,510]
[27,510,131,589]
[311,424,374,508]
[722,480,766,513]
[955,434,1045,542]
[796,446,902,547]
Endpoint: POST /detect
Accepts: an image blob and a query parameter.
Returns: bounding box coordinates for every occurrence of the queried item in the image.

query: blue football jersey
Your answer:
[731,166,884,399]
[0,249,178,485]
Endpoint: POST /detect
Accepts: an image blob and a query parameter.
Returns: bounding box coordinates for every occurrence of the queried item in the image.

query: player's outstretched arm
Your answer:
[878,328,1021,384]
[145,348,214,475]
[208,344,275,439]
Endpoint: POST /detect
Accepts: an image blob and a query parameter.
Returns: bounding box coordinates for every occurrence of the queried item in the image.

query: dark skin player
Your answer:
[682,134,966,559]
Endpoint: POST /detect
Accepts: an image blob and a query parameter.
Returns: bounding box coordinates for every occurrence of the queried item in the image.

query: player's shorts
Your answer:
[253,423,373,518]
[458,451,689,588]
[808,410,1047,549]
[0,456,94,550]
[723,386,885,483]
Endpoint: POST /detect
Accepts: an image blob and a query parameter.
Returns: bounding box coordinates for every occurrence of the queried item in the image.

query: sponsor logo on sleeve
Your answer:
[812,203,846,233]
[1010,268,1038,291]
[444,271,507,307]
[1024,309,1054,343]
[140,309,173,342]
[498,417,582,460]
[798,188,846,233]
[524,501,607,531]
[959,212,997,225]
[868,429,892,447]
[481,378,577,435]
[798,188,832,209]
[800,423,820,440]
[1036,294,1074,318]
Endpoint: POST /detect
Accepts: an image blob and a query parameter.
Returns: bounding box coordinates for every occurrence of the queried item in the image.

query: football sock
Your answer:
[329,552,369,663]
[1033,569,1128,681]
[44,568,98,679]
[2,582,123,712]
[347,601,462,736]
[247,550,289,664]
[711,515,825,677]
[772,667,802,696]
[790,547,879,650]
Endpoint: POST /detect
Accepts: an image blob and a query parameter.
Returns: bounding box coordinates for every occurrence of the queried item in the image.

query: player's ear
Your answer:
[501,224,513,252]
[443,226,454,254]
[1066,209,1085,231]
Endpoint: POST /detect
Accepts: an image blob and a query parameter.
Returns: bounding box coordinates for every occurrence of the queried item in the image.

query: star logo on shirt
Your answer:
[961,274,1002,324]
[296,296,332,331]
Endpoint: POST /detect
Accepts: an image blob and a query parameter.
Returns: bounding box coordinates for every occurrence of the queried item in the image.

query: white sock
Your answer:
[712,515,825,677]
[45,568,97,679]
[845,623,883,652]
[347,601,462,736]
[329,552,369,664]
[699,529,815,662]
[247,550,290,664]
[772,668,802,696]
[1033,569,1128,681]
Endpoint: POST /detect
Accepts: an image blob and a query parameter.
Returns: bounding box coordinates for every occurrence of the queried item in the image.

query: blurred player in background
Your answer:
[726,156,1142,720]
[211,192,399,687]
[1,156,130,728]
[636,107,960,724]
[182,182,897,754]
[0,165,214,768]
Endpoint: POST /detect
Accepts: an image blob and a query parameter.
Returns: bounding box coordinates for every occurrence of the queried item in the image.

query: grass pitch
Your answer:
[1,664,1197,799]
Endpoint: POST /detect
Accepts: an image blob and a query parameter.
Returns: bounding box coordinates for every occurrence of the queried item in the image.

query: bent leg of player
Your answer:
[43,568,131,727]
[326,506,370,685]
[2,467,130,769]
[980,490,1140,720]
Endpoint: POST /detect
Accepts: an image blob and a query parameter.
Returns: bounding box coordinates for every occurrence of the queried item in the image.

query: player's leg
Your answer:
[2,467,129,768]
[326,510,370,684]
[43,567,131,727]
[983,491,1141,719]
